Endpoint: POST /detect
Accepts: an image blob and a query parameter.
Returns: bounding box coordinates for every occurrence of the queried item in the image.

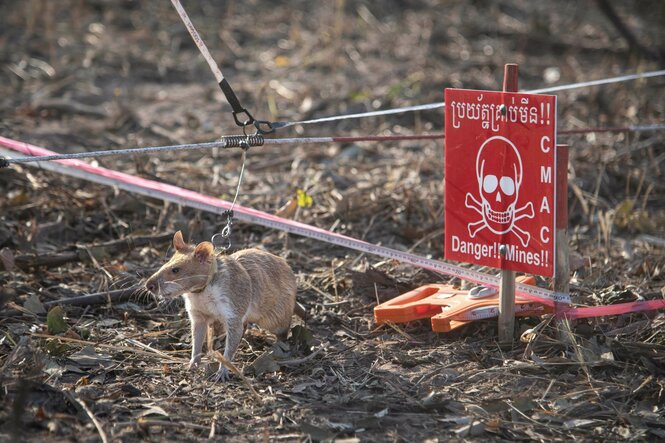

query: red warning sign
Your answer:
[444,89,557,277]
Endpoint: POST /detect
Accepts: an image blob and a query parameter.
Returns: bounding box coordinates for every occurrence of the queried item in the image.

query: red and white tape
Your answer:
[0,136,570,306]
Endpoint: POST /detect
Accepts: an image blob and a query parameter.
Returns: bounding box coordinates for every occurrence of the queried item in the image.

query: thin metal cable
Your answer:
[271,102,445,130]
[211,150,247,249]
[559,123,665,135]
[229,150,246,212]
[3,124,665,165]
[3,140,228,164]
[527,69,665,94]
[271,69,665,130]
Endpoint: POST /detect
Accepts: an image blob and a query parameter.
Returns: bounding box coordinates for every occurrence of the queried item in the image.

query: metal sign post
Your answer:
[498,64,519,343]
[555,144,572,342]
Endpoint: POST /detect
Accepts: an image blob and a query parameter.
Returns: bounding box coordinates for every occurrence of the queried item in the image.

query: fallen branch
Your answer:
[43,285,146,308]
[10,233,172,271]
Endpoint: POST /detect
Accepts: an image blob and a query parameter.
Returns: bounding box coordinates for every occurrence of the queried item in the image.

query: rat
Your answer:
[145,230,304,381]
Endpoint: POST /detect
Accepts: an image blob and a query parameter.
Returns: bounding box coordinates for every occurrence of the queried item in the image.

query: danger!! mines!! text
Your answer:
[450,235,550,268]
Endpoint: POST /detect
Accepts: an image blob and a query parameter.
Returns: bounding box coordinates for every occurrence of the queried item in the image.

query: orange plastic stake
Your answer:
[374,276,553,333]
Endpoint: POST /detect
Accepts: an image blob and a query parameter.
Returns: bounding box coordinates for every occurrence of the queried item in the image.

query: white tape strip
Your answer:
[451,303,548,321]
[170,0,225,83]
[0,143,571,306]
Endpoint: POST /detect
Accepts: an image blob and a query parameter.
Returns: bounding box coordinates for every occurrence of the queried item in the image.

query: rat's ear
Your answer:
[194,242,214,264]
[173,231,188,252]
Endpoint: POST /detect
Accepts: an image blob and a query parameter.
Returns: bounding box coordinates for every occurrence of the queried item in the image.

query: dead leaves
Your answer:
[248,334,321,378]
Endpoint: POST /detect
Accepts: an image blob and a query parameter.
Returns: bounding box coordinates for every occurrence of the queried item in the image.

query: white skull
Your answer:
[475,136,523,234]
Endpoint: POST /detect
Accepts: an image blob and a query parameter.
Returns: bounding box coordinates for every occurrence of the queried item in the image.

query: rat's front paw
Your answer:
[187,357,201,371]
[211,366,230,383]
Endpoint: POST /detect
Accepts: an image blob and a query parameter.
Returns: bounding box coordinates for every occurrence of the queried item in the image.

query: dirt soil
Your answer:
[1,1,665,441]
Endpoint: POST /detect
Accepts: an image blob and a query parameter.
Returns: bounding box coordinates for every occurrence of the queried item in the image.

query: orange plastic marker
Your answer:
[374,276,552,332]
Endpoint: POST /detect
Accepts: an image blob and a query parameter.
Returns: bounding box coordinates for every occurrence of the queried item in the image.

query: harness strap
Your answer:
[189,258,218,294]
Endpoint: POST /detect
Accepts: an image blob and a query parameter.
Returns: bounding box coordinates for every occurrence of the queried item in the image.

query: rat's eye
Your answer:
[171,267,180,274]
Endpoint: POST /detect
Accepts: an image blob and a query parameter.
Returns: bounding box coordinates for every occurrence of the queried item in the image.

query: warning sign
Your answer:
[444,89,557,277]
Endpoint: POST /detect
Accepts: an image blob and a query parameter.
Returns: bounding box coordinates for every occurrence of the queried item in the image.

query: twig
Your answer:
[506,402,564,435]
[381,321,425,344]
[301,279,336,302]
[124,338,176,360]
[64,391,109,443]
[114,419,211,431]
[632,375,653,395]
[31,333,188,363]
[540,379,556,401]
[277,347,323,366]
[212,351,262,402]
[209,412,218,439]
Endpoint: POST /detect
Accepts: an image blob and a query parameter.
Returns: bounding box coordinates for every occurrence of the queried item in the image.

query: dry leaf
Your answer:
[275,198,298,219]
[25,294,46,315]
[0,248,15,272]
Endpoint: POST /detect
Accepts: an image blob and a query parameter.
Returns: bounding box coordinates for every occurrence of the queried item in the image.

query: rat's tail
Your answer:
[294,302,307,320]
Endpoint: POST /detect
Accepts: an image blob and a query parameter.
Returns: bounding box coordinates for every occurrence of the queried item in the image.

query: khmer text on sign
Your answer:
[444,89,557,277]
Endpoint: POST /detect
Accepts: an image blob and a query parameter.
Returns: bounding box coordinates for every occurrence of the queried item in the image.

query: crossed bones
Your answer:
[465,193,535,247]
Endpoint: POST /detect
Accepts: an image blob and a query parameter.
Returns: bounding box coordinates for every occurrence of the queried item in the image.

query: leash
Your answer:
[170,0,274,135]
[211,149,247,251]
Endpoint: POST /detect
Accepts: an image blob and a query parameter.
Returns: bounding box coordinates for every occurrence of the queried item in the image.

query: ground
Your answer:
[1,0,664,441]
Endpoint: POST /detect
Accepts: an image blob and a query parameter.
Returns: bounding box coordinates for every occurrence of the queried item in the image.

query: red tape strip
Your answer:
[557,299,665,320]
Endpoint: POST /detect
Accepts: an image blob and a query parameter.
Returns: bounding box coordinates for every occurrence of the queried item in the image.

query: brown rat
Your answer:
[145,231,303,381]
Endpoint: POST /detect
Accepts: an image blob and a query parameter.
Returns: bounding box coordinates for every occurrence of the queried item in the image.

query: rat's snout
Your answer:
[145,276,160,294]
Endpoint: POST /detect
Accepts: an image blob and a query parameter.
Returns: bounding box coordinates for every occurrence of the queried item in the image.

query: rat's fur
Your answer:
[145,231,300,381]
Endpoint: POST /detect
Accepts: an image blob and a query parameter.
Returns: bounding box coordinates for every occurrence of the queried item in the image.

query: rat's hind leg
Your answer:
[275,327,289,342]
[273,316,293,342]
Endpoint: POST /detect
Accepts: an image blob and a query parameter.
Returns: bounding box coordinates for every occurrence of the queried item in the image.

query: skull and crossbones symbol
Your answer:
[464,136,534,247]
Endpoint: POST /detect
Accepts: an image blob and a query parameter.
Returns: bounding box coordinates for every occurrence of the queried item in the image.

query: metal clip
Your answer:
[230,105,275,136]
[253,120,276,135]
[212,209,234,251]
[232,108,255,128]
